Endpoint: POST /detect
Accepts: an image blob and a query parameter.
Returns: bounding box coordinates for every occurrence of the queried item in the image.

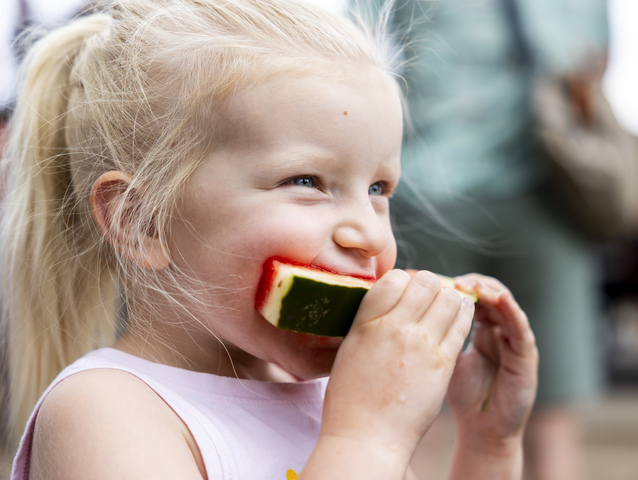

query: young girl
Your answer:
[1,0,538,478]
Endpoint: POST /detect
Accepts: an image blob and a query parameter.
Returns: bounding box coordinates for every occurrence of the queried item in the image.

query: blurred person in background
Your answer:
[0,2,89,476]
[384,1,609,479]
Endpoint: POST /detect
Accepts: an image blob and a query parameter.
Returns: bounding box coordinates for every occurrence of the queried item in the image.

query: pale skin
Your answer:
[29,71,538,479]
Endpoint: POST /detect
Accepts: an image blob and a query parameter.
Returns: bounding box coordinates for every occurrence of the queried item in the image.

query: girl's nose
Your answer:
[332,202,389,257]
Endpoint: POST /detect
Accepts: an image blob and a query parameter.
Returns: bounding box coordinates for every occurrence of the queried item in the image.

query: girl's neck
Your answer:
[113,325,300,382]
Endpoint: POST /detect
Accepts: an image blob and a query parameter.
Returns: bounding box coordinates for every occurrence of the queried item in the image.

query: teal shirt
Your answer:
[388,0,609,201]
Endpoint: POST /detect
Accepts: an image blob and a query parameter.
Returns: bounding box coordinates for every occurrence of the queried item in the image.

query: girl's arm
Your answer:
[299,270,475,480]
[446,275,539,480]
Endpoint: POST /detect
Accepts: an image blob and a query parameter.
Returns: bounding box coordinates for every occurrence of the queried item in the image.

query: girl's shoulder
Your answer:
[27,367,207,479]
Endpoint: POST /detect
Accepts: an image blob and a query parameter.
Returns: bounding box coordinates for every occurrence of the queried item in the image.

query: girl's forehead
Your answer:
[202,72,403,183]
[222,68,400,127]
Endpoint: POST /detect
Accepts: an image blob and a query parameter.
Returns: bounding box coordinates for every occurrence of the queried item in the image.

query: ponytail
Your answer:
[1,14,118,451]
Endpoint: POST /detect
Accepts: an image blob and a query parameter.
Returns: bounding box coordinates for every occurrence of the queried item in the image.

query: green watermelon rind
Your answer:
[258,261,373,337]
[277,276,369,337]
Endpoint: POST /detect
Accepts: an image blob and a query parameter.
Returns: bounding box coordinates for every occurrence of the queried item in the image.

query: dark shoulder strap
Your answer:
[499,0,534,68]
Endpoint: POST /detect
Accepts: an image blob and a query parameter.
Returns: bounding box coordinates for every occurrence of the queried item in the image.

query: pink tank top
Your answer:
[12,348,327,479]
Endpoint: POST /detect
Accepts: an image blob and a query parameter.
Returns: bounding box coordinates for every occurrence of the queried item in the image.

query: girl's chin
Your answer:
[272,330,345,379]
[292,330,345,348]
[259,312,345,348]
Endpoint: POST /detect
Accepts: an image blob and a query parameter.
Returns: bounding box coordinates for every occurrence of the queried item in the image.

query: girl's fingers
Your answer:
[440,295,475,355]
[494,291,537,358]
[470,319,502,365]
[455,273,512,303]
[457,274,537,360]
[357,269,475,347]
[457,274,512,326]
[354,269,411,324]
[405,269,419,278]
[474,301,508,326]
[421,287,464,342]
[382,270,441,325]
[389,271,471,344]
[475,286,534,359]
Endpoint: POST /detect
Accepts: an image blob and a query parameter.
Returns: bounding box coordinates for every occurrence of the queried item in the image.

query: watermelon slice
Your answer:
[255,257,477,337]
[255,257,374,337]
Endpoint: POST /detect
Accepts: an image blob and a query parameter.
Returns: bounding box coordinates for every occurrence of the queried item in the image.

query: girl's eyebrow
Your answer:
[246,149,334,186]
[259,147,338,172]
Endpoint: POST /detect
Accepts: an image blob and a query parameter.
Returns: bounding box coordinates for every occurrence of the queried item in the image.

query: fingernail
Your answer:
[462,296,475,308]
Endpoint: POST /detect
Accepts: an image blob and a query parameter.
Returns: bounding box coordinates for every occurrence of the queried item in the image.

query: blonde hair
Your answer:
[0,0,399,455]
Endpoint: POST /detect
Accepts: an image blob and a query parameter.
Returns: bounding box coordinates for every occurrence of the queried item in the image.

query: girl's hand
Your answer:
[303,269,474,479]
[446,274,538,456]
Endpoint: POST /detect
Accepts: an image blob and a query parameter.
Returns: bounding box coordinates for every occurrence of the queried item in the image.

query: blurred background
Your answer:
[389,0,638,478]
[2,0,638,479]
[592,2,638,477]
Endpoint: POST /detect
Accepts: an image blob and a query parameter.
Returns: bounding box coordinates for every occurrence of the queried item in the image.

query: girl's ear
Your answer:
[90,171,171,270]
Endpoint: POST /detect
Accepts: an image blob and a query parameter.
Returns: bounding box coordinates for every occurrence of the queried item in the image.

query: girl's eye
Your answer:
[368,182,384,196]
[288,175,318,188]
